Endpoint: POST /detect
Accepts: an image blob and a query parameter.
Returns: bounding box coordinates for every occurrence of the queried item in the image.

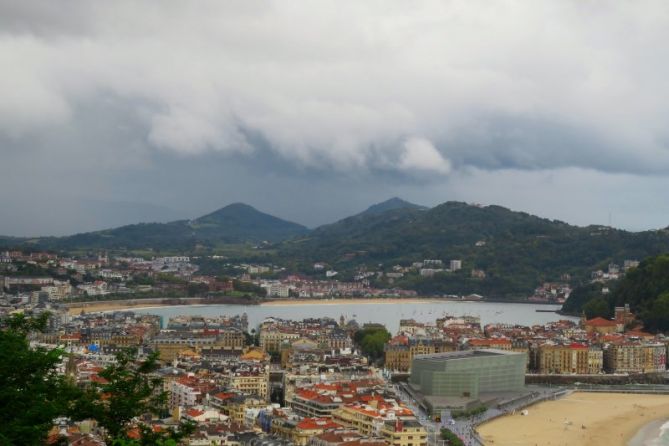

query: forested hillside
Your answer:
[562,254,669,332]
[278,202,669,297]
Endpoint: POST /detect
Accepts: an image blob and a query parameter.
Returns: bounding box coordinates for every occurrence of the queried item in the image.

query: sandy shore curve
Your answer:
[477,392,669,446]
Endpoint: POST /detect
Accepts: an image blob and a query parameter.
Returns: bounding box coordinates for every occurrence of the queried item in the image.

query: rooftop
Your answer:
[413,348,522,361]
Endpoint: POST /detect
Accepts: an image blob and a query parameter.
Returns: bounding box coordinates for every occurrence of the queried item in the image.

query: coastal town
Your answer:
[3,248,669,444]
[2,249,642,307]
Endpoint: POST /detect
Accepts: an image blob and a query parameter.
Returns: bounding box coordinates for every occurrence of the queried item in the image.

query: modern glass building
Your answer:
[409,349,525,399]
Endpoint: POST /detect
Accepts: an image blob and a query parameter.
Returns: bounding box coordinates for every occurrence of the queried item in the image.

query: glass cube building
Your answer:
[409,349,525,399]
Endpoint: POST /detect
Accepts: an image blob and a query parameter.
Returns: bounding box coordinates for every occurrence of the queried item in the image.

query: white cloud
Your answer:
[399,137,451,175]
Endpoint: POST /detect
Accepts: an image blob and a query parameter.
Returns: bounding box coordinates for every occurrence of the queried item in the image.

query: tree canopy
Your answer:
[0,314,78,445]
[562,254,669,333]
[353,325,391,362]
[0,314,193,445]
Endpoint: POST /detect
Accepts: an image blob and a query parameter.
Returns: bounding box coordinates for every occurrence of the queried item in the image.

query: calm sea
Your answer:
[134,300,577,332]
[629,420,669,446]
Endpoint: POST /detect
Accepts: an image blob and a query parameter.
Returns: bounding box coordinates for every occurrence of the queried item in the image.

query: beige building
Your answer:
[537,344,590,374]
[259,329,301,352]
[331,400,415,438]
[212,393,266,424]
[384,336,455,372]
[273,418,341,446]
[604,343,666,374]
[221,367,270,400]
[587,347,604,374]
[152,329,245,361]
[380,419,428,446]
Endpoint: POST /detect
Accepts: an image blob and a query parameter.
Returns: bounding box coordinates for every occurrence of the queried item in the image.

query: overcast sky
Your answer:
[1,1,669,236]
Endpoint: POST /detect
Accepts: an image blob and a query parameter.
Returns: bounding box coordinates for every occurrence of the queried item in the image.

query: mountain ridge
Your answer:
[0,203,309,251]
[3,200,669,300]
[277,201,669,297]
[357,197,427,217]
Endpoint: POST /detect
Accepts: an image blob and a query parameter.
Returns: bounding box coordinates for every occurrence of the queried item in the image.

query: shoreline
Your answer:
[260,297,447,306]
[477,392,669,446]
[628,419,668,446]
[65,297,456,315]
[64,296,562,316]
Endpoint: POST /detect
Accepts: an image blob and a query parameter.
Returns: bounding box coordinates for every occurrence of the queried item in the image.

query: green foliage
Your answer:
[28,203,308,251]
[564,254,669,333]
[353,326,391,361]
[451,405,487,419]
[9,200,669,300]
[641,292,669,333]
[0,317,194,445]
[561,282,608,315]
[233,279,267,297]
[582,297,611,319]
[440,428,465,446]
[0,314,80,445]
[155,273,188,284]
[358,197,427,216]
[187,282,210,296]
[73,349,195,443]
[127,274,155,286]
[279,202,669,297]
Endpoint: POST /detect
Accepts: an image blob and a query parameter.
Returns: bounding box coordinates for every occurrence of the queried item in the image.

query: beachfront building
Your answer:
[410,350,525,399]
[604,343,666,374]
[534,343,604,375]
[407,349,526,414]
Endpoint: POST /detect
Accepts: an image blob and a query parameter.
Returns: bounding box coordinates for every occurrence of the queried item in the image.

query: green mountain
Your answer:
[563,254,669,332]
[8,203,308,251]
[190,203,309,242]
[357,197,427,217]
[4,199,669,301]
[278,202,669,298]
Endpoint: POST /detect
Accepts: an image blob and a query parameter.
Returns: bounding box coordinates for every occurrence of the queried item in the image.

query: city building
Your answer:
[408,349,526,413]
[379,419,428,446]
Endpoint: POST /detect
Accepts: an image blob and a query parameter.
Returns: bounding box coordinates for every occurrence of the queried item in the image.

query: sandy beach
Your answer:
[260,297,444,306]
[66,297,447,315]
[66,301,185,315]
[477,392,669,446]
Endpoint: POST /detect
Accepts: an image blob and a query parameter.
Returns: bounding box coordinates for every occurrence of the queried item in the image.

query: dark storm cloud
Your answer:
[442,113,669,175]
[2,0,669,175]
[2,1,669,235]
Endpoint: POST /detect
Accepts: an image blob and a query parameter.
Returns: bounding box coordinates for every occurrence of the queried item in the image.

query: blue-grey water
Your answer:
[133,300,577,333]
[629,420,669,446]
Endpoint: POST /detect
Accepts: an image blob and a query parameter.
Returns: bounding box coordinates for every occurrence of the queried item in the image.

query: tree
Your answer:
[641,292,669,333]
[0,315,194,445]
[440,428,464,446]
[0,314,79,445]
[582,297,610,319]
[353,325,391,362]
[73,350,194,444]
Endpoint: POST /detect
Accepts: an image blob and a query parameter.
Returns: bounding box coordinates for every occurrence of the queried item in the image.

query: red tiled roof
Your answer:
[389,335,409,346]
[296,418,340,430]
[187,409,205,418]
[90,374,109,384]
[213,391,237,401]
[586,317,617,327]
